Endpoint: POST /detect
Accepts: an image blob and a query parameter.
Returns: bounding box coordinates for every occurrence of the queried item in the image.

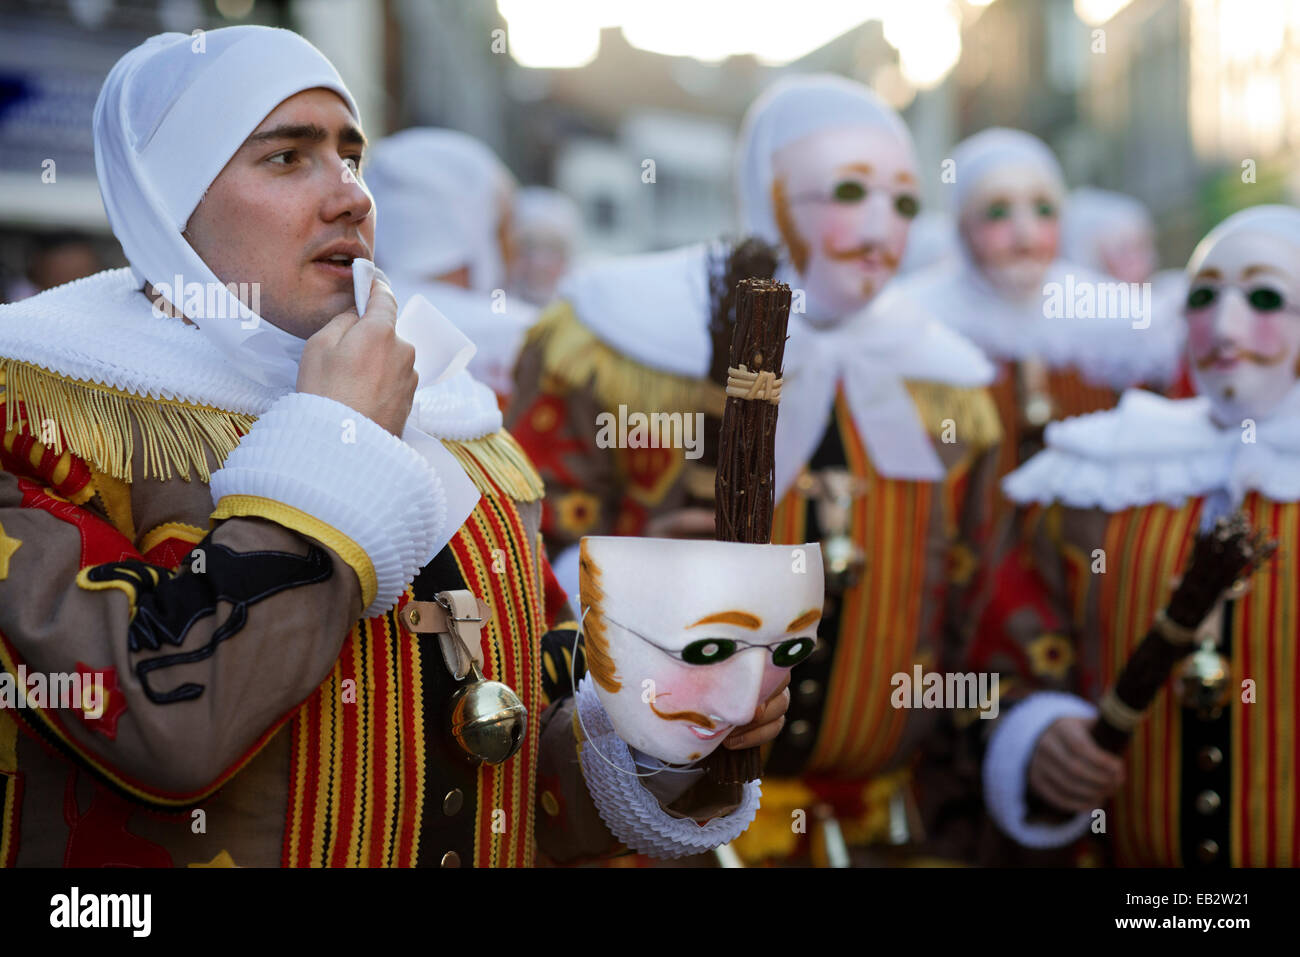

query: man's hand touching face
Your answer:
[296,274,417,437]
[183,88,375,339]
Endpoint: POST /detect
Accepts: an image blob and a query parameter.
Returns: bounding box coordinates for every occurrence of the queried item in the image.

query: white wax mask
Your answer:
[770,124,919,319]
[579,536,825,766]
[959,163,1063,301]
[1184,229,1300,425]
[1098,223,1157,285]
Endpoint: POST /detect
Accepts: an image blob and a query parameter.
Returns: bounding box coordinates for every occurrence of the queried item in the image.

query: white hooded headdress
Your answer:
[93,26,359,388]
[735,73,917,250]
[1060,186,1154,275]
[365,128,515,293]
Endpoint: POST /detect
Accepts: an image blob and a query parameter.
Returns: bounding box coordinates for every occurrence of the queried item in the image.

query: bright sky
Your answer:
[496,0,978,88]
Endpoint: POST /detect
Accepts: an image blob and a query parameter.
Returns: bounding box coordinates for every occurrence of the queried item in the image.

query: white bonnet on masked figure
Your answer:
[364,128,516,293]
[93,26,359,389]
[735,74,916,247]
[950,127,1065,215]
[513,186,582,247]
[1187,204,1300,274]
[1060,187,1154,273]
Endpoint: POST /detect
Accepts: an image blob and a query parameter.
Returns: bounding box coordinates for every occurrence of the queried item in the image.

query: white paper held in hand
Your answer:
[352,258,476,388]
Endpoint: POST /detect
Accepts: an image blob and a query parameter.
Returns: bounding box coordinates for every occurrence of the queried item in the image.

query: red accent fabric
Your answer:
[16,477,141,568]
[510,394,586,489]
[62,769,174,868]
[966,546,1055,683]
[142,535,197,571]
[540,553,568,628]
[73,662,127,741]
[0,398,92,499]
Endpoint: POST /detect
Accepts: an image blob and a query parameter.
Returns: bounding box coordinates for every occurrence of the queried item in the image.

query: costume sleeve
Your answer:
[0,391,444,807]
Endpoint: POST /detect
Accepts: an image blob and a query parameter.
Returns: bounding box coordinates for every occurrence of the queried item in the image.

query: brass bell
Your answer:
[1175,641,1232,719]
[821,534,865,594]
[449,657,528,766]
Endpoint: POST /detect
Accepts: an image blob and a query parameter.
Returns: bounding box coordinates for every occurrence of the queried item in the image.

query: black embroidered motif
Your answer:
[84,541,332,704]
[539,627,584,704]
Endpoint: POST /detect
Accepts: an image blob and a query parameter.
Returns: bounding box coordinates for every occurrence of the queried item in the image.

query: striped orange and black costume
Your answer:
[969,490,1299,867]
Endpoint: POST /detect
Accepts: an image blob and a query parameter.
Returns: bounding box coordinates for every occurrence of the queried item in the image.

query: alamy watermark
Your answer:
[0,666,104,718]
[890,665,999,719]
[1043,275,1152,330]
[150,275,261,328]
[595,405,705,460]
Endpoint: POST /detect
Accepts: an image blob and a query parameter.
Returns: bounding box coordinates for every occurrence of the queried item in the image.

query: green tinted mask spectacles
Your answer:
[1184,282,1300,316]
[601,614,817,668]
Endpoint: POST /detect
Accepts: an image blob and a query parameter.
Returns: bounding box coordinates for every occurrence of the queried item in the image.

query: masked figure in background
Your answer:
[898,211,960,277]
[0,27,772,869]
[1062,185,1193,399]
[896,130,1182,480]
[365,129,536,403]
[508,186,582,308]
[510,74,1003,865]
[970,205,1300,867]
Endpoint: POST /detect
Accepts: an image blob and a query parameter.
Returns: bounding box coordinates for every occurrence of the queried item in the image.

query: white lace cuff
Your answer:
[575,676,760,859]
[210,391,446,617]
[983,691,1097,849]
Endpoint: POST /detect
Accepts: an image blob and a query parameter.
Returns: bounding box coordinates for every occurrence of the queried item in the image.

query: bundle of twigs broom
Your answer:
[699,276,792,785]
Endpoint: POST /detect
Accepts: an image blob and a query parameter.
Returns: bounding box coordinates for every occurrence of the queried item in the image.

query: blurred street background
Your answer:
[1,0,1297,299]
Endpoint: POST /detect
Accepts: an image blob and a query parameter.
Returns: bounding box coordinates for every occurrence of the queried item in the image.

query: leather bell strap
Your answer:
[399,591,494,680]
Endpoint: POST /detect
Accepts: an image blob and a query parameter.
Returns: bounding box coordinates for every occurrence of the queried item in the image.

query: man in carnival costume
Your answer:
[0,26,782,868]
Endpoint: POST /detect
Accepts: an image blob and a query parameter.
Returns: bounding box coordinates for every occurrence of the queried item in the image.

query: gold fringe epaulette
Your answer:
[525,300,726,417]
[442,428,545,502]
[904,380,1004,453]
[0,359,254,484]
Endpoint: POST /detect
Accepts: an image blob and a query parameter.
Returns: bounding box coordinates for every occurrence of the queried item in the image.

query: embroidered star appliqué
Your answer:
[75,662,127,740]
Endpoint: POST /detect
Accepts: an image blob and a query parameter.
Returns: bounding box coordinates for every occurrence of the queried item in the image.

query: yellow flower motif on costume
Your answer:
[529,402,558,433]
[947,541,977,586]
[555,490,600,536]
[1027,633,1074,681]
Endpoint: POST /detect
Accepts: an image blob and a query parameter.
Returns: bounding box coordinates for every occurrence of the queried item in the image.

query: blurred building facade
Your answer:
[3,0,1299,297]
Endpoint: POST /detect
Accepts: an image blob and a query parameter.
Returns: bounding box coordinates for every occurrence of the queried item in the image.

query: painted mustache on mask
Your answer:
[1195,347,1287,370]
[649,698,716,729]
[822,242,901,267]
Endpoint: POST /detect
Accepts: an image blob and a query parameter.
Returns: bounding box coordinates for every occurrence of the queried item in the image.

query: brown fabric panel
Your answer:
[0,467,360,801]
[532,697,621,864]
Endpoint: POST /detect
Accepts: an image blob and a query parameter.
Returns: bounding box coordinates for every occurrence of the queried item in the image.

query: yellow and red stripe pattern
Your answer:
[1228,493,1298,867]
[1047,366,1119,422]
[281,466,545,868]
[0,402,95,506]
[1096,499,1202,867]
[772,390,934,778]
[1097,493,1299,867]
[282,602,427,867]
[449,480,545,868]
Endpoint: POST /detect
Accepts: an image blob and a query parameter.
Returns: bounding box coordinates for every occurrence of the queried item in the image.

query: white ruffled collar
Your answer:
[0,268,503,440]
[558,243,714,379]
[562,249,994,491]
[896,259,1184,390]
[1003,385,1300,513]
[772,280,995,494]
